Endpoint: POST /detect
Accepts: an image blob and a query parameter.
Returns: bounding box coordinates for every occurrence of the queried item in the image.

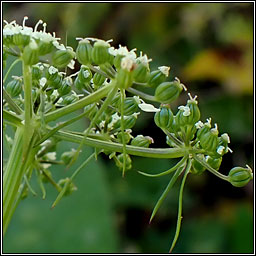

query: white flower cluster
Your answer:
[3,17,71,51]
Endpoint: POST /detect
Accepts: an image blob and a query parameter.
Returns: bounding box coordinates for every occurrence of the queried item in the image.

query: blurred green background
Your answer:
[3,2,254,253]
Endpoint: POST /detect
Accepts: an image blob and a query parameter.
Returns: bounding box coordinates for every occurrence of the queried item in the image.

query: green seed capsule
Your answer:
[61,150,76,165]
[154,106,173,130]
[116,68,133,89]
[191,155,206,175]
[78,65,92,83]
[23,40,39,65]
[32,65,42,80]
[113,114,137,131]
[206,156,222,171]
[199,129,219,153]
[58,178,77,196]
[52,48,75,69]
[116,153,132,171]
[84,103,98,120]
[50,73,62,89]
[116,131,133,144]
[131,135,153,148]
[76,39,92,65]
[113,55,124,70]
[91,40,111,65]
[62,94,79,105]
[38,40,54,56]
[228,166,253,187]
[148,70,166,87]
[155,81,183,104]
[58,77,72,96]
[6,77,23,97]
[133,63,149,83]
[13,33,30,47]
[74,77,84,91]
[93,72,106,88]
[123,97,139,116]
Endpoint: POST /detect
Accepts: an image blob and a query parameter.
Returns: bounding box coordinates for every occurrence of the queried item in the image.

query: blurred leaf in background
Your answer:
[3,2,253,253]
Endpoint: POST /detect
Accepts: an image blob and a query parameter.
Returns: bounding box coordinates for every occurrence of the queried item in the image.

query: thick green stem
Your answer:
[44,82,115,123]
[53,129,203,158]
[22,61,34,156]
[3,127,28,235]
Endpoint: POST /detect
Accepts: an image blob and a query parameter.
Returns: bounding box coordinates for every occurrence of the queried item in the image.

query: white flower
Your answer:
[67,59,75,69]
[108,44,137,60]
[121,56,135,71]
[52,90,59,98]
[138,103,160,113]
[136,51,152,68]
[217,146,225,155]
[195,121,204,129]
[211,123,219,135]
[48,66,58,75]
[221,133,230,143]
[178,106,191,116]
[45,152,56,161]
[158,66,170,77]
[39,77,47,87]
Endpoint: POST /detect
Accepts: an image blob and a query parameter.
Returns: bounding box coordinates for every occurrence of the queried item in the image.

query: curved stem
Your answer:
[54,129,200,158]
[22,61,34,156]
[169,158,192,253]
[193,154,229,181]
[3,109,23,127]
[138,156,187,177]
[120,88,127,177]
[3,58,21,84]
[51,152,95,208]
[126,87,157,103]
[163,129,184,147]
[3,88,23,115]
[67,82,118,168]
[149,160,187,223]
[44,81,115,123]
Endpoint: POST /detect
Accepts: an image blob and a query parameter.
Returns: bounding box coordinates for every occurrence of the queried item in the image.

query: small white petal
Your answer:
[217,146,225,155]
[158,66,170,77]
[195,121,204,129]
[138,103,160,112]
